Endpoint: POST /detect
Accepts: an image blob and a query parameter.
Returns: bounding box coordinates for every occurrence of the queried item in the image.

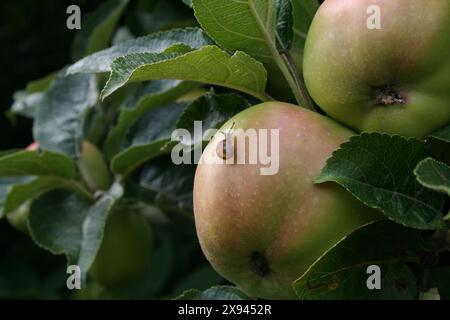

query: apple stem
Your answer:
[271,32,315,110]
[281,50,316,111]
[248,0,315,109]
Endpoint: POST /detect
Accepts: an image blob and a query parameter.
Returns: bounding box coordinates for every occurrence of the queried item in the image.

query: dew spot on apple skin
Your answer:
[250,252,271,277]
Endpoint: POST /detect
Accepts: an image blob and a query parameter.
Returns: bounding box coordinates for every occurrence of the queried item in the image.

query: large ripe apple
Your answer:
[303,0,450,138]
[193,102,381,299]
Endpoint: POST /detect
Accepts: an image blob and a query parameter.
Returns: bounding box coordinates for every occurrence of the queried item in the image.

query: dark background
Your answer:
[0,0,199,299]
[0,0,103,150]
[0,0,104,299]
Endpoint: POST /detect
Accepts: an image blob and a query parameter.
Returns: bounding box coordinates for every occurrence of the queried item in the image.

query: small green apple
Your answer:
[303,0,450,138]
[193,102,381,299]
[78,141,112,192]
[90,208,153,288]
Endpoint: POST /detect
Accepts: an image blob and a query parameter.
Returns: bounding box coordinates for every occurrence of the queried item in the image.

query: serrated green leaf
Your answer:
[0,150,76,179]
[72,0,129,60]
[77,189,121,282]
[3,176,66,214]
[101,45,268,101]
[33,73,99,158]
[291,0,319,55]
[426,126,450,166]
[172,265,223,297]
[182,0,193,8]
[104,80,198,159]
[316,133,445,230]
[11,91,45,119]
[0,177,34,218]
[175,289,201,300]
[67,27,213,74]
[429,124,450,144]
[29,184,122,282]
[293,221,422,300]
[111,27,134,45]
[193,0,277,63]
[414,158,450,196]
[29,190,92,264]
[10,72,58,119]
[276,0,293,50]
[111,102,187,175]
[139,156,196,214]
[175,286,251,300]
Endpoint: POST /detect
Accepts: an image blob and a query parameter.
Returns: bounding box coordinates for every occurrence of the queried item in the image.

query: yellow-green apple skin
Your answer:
[90,209,153,288]
[303,0,450,138]
[193,102,382,299]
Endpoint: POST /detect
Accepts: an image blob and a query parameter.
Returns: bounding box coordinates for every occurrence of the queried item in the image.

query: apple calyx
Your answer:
[251,252,271,278]
[373,86,407,106]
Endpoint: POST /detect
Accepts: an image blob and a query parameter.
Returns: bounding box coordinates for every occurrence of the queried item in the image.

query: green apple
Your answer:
[193,102,381,299]
[303,0,450,138]
[90,208,153,288]
[78,141,112,192]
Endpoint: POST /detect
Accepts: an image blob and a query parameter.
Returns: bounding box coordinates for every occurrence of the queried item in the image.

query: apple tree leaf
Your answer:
[316,133,446,230]
[10,72,57,119]
[291,0,319,55]
[76,184,123,282]
[192,0,278,63]
[33,73,99,158]
[293,221,423,300]
[138,156,196,215]
[104,80,198,160]
[0,150,95,218]
[3,177,67,214]
[182,0,193,8]
[414,158,450,196]
[0,150,76,179]
[111,102,187,175]
[175,286,250,300]
[0,177,34,218]
[71,0,129,60]
[100,45,268,101]
[29,183,122,282]
[429,124,450,144]
[426,125,450,166]
[172,265,223,297]
[67,27,213,74]
[275,0,293,50]
[176,92,250,148]
[29,190,92,265]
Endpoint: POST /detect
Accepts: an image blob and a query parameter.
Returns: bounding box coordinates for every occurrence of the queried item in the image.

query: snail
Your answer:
[216,122,236,161]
